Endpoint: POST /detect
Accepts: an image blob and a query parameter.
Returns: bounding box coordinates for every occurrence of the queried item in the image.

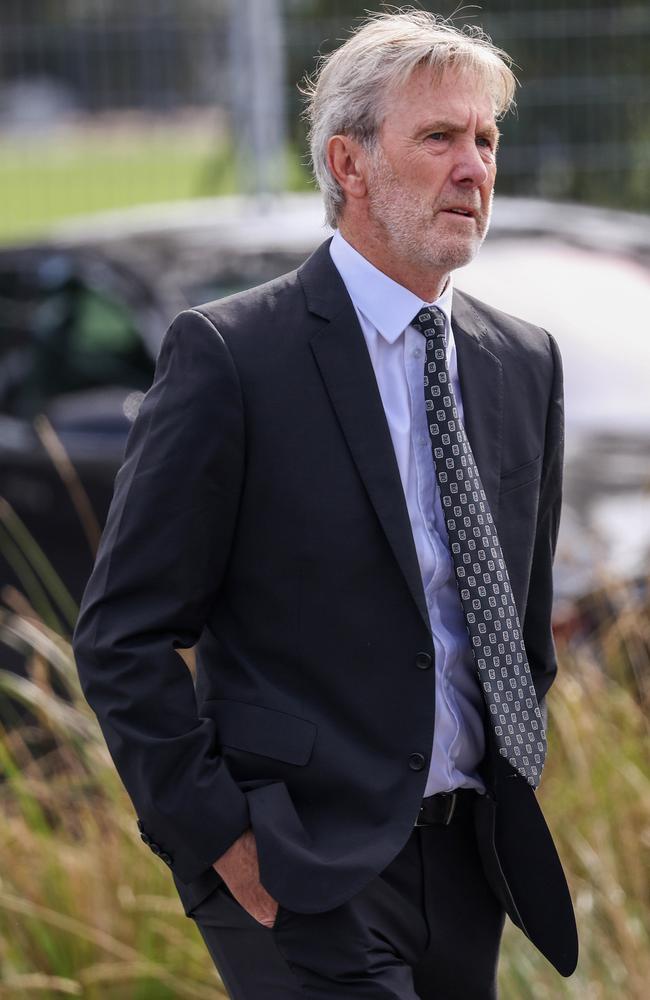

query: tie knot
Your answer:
[412,306,446,339]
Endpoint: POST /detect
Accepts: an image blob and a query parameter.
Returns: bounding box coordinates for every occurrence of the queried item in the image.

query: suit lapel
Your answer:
[298,241,504,633]
[299,241,430,632]
[452,291,504,524]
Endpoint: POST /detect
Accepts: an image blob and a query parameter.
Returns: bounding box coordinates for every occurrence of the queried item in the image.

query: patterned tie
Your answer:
[412,305,546,787]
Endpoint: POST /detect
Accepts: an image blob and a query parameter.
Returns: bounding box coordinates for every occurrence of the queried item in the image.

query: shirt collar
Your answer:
[329,229,454,344]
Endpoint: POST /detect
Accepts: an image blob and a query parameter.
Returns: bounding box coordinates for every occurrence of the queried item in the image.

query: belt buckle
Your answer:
[415,790,458,827]
[441,791,457,825]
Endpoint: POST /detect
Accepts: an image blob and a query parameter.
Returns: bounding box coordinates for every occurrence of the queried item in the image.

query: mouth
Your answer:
[440,207,476,219]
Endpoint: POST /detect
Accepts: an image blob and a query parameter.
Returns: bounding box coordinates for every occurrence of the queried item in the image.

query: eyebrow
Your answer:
[415,119,501,142]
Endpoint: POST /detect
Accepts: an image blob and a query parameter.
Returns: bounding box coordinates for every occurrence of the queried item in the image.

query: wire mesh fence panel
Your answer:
[0,1,647,238]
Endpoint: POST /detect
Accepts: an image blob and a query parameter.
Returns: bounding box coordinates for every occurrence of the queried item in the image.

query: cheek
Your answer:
[418,162,450,198]
[479,173,496,201]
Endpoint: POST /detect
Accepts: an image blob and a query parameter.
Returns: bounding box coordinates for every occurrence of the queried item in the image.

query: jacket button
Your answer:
[150,843,162,856]
[408,753,426,771]
[415,652,432,670]
[140,832,151,846]
[160,852,173,866]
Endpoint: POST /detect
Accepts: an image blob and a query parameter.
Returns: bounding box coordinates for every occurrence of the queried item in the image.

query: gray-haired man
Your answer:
[73,10,578,998]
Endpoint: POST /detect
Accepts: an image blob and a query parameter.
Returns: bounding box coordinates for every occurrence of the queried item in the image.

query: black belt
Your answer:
[415,788,478,827]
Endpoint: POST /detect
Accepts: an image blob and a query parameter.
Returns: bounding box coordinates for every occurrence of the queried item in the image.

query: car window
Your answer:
[182,251,309,307]
[0,257,153,420]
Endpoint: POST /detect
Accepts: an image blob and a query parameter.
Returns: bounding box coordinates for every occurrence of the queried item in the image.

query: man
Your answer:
[72,10,578,999]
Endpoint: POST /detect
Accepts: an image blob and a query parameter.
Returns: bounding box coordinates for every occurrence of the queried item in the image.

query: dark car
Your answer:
[1,194,649,620]
[0,196,329,610]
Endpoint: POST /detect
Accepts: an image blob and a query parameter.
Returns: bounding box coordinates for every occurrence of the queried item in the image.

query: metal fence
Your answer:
[0,0,648,235]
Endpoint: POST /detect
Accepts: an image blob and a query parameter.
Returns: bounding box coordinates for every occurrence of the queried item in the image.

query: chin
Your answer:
[421,239,481,273]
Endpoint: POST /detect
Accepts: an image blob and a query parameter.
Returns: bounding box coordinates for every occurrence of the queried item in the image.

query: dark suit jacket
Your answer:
[72,238,578,975]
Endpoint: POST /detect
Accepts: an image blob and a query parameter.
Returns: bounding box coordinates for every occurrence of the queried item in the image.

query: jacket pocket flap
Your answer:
[499,453,542,495]
[202,698,317,766]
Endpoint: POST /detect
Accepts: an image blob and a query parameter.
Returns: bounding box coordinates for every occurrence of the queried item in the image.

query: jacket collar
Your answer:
[328,229,454,345]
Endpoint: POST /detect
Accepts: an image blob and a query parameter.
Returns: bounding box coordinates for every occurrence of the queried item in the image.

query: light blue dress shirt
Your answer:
[329,229,486,796]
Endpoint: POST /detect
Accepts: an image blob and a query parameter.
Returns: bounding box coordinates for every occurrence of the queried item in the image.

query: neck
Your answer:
[337,221,450,302]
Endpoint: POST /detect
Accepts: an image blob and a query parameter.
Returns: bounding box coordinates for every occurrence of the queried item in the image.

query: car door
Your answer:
[0,249,156,616]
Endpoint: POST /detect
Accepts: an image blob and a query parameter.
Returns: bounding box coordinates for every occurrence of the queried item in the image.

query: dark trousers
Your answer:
[184,791,505,999]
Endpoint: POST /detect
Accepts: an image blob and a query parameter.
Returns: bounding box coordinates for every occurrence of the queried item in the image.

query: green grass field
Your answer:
[0,125,310,243]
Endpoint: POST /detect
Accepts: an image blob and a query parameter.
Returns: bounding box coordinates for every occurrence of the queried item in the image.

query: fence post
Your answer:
[227,0,287,199]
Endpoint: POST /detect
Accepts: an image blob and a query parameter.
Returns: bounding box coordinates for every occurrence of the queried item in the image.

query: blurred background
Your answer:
[0,2,648,998]
[0,0,648,234]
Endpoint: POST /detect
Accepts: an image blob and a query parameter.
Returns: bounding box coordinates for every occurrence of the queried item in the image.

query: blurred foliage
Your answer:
[0,522,649,995]
[0,497,227,996]
[0,628,228,998]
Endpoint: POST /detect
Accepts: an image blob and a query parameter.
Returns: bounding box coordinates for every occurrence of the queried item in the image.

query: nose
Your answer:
[450,138,490,188]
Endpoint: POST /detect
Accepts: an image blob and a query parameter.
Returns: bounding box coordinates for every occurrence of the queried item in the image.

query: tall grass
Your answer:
[499,615,650,998]
[0,610,227,999]
[0,521,648,997]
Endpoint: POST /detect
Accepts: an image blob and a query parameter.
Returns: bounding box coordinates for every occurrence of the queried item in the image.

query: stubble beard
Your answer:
[365,145,492,276]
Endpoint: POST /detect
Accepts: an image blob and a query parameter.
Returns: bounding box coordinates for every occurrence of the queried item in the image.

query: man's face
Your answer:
[363,65,499,278]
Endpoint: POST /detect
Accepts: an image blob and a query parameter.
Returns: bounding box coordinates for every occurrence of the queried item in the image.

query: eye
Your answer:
[476,136,497,153]
[428,132,447,142]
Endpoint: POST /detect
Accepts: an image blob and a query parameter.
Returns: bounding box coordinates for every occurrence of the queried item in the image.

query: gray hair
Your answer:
[301,8,518,228]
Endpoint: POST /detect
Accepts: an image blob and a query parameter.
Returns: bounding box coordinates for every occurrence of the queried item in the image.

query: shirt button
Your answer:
[408,752,427,771]
[415,652,432,670]
[413,348,422,358]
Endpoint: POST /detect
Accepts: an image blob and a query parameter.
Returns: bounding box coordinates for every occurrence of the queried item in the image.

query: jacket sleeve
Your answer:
[522,330,565,718]
[72,308,250,884]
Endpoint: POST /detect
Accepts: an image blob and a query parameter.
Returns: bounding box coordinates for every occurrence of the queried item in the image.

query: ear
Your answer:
[327,134,369,201]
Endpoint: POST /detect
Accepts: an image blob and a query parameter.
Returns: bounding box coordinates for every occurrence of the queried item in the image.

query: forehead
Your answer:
[382,63,497,132]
